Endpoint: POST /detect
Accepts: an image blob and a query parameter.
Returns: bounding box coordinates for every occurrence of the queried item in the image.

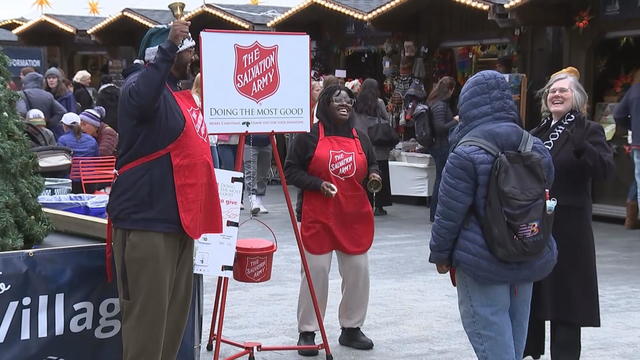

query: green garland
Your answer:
[0,52,51,251]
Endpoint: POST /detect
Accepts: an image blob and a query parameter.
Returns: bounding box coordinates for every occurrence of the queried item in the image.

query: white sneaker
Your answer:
[250,195,260,215]
[257,196,268,214]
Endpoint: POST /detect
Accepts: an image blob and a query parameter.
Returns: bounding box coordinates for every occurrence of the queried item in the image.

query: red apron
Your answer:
[300,123,374,255]
[106,85,222,280]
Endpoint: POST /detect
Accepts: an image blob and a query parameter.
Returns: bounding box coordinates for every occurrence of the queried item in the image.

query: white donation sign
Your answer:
[200,30,311,134]
[194,169,243,277]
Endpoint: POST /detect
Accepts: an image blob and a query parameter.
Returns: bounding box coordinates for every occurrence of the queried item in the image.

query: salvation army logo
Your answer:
[234,41,280,103]
[188,106,208,142]
[245,256,268,282]
[329,150,356,180]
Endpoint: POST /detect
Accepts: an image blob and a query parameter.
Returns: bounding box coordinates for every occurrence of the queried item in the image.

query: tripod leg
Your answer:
[269,134,332,357]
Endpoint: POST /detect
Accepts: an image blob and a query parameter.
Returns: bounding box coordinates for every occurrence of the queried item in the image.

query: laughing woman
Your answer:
[525,69,614,359]
[285,85,380,356]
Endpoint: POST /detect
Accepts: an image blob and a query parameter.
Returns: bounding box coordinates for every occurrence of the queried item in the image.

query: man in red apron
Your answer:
[106,20,222,360]
[285,85,381,356]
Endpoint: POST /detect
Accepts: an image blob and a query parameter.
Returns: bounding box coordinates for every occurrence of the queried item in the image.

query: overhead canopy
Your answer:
[207,3,289,28]
[0,18,27,31]
[184,4,256,31]
[368,0,495,36]
[88,8,173,46]
[502,0,577,26]
[0,29,18,42]
[267,0,372,28]
[13,14,105,46]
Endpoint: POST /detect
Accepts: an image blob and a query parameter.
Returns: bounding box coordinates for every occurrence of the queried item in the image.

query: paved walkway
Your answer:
[198,185,640,360]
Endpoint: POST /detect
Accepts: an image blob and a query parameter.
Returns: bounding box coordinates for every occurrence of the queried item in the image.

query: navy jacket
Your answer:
[429,71,557,284]
[107,40,186,234]
[613,82,640,145]
[55,91,78,114]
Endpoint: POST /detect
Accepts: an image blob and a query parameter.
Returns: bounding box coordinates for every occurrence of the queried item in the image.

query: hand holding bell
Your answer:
[367,173,382,193]
[168,20,191,47]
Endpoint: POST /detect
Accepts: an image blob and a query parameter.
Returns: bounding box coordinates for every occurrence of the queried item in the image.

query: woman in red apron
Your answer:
[284,85,381,356]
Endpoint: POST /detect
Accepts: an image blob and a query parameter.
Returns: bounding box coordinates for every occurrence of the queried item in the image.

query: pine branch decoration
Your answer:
[0,53,51,251]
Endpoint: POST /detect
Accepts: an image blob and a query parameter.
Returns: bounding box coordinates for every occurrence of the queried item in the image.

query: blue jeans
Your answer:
[456,269,533,360]
[634,149,640,204]
[210,145,220,169]
[429,145,449,222]
[218,144,237,171]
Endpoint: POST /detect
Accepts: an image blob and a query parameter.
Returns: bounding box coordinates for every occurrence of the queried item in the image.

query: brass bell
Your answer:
[367,177,382,193]
[168,2,186,20]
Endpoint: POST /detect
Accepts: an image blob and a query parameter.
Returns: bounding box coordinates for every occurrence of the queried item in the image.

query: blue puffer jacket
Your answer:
[429,71,558,284]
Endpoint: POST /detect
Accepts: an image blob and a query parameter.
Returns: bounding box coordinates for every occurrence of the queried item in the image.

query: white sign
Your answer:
[334,69,347,78]
[194,169,243,277]
[200,30,311,134]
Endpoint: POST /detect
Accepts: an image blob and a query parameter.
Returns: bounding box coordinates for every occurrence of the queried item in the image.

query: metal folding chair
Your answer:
[75,156,116,194]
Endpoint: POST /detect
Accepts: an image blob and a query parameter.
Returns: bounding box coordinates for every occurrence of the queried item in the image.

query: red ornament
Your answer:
[574,8,593,33]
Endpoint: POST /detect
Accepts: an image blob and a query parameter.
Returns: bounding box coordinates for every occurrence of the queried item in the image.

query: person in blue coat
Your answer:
[429,70,557,360]
[57,112,98,158]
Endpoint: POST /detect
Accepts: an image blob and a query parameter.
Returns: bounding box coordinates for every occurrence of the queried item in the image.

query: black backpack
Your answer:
[457,131,554,262]
[413,104,435,149]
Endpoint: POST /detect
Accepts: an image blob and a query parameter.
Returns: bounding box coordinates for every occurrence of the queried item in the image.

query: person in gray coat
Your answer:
[352,78,393,216]
[15,72,66,138]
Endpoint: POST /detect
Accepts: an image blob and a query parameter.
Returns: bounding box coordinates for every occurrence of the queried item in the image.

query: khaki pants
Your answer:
[112,228,194,360]
[297,250,370,332]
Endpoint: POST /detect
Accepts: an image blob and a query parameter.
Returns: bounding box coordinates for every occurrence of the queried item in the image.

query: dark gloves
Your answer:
[571,116,588,158]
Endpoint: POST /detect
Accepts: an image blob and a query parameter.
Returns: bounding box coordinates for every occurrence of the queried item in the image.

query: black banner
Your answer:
[0,244,197,359]
[0,46,44,77]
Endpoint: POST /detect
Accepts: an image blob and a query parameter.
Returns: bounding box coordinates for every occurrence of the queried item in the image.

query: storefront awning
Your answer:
[87,8,173,46]
[0,29,19,42]
[267,0,373,28]
[13,14,105,46]
[202,3,289,29]
[369,0,492,33]
[184,4,255,30]
[0,18,27,31]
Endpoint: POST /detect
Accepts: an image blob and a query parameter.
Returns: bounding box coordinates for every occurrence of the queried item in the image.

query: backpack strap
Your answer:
[19,90,34,111]
[456,136,500,157]
[518,131,534,152]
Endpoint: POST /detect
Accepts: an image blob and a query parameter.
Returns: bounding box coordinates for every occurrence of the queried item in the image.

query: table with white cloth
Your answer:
[388,152,436,197]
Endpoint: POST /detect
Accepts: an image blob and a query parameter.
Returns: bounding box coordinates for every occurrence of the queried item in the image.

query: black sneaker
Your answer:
[338,327,373,350]
[374,207,387,216]
[297,331,319,356]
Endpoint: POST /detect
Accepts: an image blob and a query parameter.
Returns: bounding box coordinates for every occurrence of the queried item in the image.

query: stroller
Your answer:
[31,145,73,178]
[23,122,73,177]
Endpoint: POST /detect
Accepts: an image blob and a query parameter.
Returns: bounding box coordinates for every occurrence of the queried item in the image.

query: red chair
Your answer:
[71,156,116,193]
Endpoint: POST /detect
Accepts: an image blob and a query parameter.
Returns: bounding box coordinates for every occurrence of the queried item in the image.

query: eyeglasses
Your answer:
[548,87,571,95]
[332,97,355,106]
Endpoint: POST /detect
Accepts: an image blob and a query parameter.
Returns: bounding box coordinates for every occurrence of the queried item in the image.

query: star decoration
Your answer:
[33,0,52,14]
[249,0,259,4]
[88,0,100,15]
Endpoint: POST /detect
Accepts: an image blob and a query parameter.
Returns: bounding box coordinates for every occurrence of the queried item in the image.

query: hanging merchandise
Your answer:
[432,48,456,81]
[454,47,474,84]
[412,57,426,79]
[382,55,395,77]
[394,74,414,97]
[404,41,417,57]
